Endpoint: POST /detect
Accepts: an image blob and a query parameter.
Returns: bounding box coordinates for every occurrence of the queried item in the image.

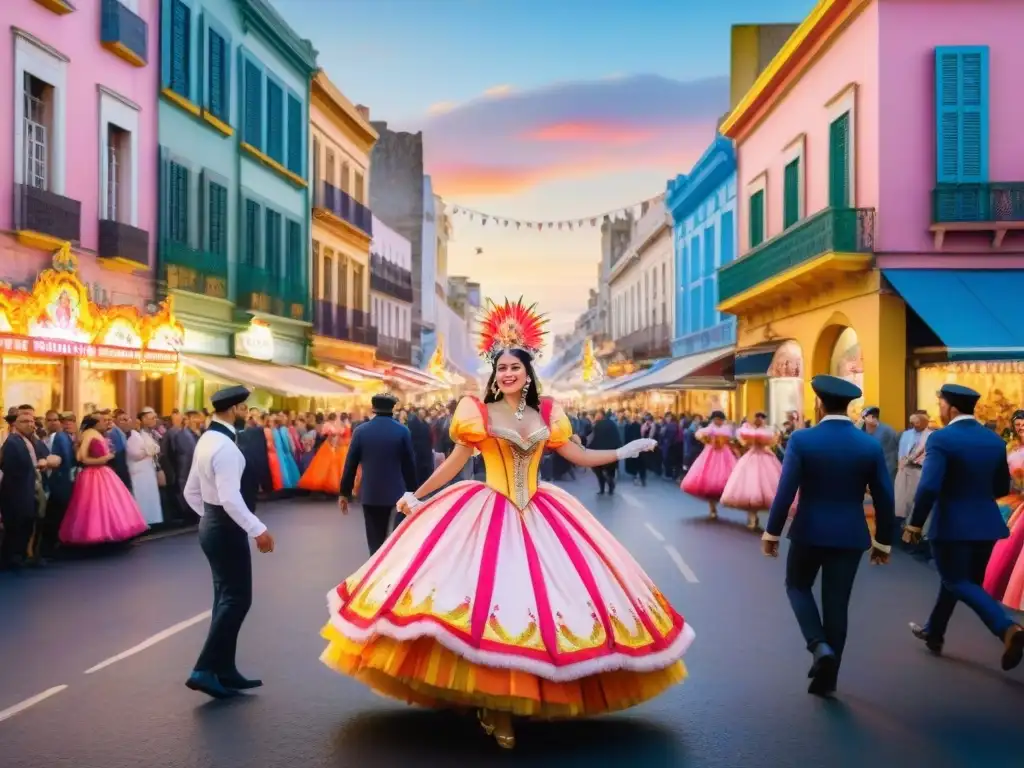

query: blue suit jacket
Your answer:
[47,430,76,502]
[908,418,1011,542]
[340,416,417,507]
[766,418,896,551]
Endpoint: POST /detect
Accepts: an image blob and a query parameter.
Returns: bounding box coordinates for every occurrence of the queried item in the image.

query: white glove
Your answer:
[396,491,423,515]
[616,438,658,460]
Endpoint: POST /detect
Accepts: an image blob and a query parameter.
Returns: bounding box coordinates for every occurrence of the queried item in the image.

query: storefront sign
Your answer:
[0,333,178,363]
[182,328,230,356]
[235,321,274,361]
[99,317,143,349]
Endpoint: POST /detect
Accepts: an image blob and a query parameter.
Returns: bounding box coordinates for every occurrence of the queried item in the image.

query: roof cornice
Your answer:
[312,71,378,154]
[237,0,318,76]
[666,135,735,220]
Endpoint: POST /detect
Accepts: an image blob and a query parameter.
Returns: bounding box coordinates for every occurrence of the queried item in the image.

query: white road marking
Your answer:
[84,611,212,675]
[0,685,68,724]
[664,545,699,583]
[618,491,644,509]
[644,522,665,542]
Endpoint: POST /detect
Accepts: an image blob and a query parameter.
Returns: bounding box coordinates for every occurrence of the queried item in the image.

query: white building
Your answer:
[370,215,414,364]
[608,198,674,361]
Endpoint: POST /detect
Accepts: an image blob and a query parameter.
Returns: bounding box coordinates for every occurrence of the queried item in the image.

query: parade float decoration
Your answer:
[581,337,604,384]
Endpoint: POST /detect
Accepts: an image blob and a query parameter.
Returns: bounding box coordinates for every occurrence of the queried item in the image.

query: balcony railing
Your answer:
[370,254,414,302]
[237,267,308,321]
[375,335,413,364]
[98,219,149,268]
[14,183,82,243]
[616,323,672,360]
[160,240,228,299]
[101,0,148,67]
[313,302,377,345]
[718,207,875,304]
[932,183,1024,223]
[316,181,373,236]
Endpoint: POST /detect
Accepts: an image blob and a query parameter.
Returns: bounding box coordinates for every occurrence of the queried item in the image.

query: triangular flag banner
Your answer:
[443,194,664,233]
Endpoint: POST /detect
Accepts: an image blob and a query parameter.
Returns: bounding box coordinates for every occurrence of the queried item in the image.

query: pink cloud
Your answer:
[522,121,658,145]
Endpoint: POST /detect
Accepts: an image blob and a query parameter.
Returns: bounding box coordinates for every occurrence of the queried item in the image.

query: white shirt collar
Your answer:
[819,415,852,423]
[212,416,236,435]
[949,415,977,425]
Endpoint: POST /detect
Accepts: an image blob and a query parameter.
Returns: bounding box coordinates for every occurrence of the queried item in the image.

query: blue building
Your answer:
[666,135,737,360]
[158,0,322,408]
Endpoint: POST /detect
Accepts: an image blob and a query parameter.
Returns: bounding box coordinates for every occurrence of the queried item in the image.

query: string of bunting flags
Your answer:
[446,191,666,231]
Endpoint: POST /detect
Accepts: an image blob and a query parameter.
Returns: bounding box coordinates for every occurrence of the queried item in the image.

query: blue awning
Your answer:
[884,269,1024,360]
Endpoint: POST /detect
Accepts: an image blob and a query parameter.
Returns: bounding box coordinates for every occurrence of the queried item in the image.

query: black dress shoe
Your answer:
[186,671,239,699]
[807,643,838,696]
[1001,625,1024,671]
[221,673,263,690]
[910,622,943,654]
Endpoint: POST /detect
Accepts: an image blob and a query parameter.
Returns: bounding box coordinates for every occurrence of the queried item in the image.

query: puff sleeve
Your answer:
[450,396,487,446]
[545,401,573,449]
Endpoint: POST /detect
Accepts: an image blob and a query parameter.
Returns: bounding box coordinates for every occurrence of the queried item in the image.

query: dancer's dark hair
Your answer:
[483,348,541,411]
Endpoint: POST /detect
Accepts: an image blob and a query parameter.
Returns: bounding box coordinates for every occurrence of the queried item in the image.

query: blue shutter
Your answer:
[207,29,226,120]
[265,209,281,275]
[286,95,303,174]
[170,0,190,97]
[702,225,716,275]
[286,220,302,276]
[688,236,701,281]
[689,282,702,334]
[702,277,716,329]
[266,81,284,162]
[674,236,685,337]
[719,210,734,265]
[244,60,262,148]
[935,46,989,184]
[208,181,227,255]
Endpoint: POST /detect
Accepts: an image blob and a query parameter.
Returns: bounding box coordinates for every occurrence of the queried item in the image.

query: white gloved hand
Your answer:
[396,491,423,515]
[616,438,658,461]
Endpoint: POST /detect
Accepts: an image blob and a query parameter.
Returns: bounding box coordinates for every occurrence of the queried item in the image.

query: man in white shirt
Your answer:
[184,386,274,699]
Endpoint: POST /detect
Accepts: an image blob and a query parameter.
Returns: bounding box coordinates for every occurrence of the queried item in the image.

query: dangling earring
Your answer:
[516,379,530,420]
[491,381,500,398]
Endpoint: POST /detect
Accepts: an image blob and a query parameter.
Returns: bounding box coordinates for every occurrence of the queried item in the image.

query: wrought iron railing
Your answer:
[160,240,228,299]
[617,323,672,359]
[99,219,149,267]
[316,181,373,235]
[370,254,414,302]
[932,183,1024,224]
[14,183,81,242]
[237,267,307,321]
[375,335,413,364]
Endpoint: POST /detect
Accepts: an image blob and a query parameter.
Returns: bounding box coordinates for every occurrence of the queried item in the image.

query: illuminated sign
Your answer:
[235,321,274,361]
[0,334,178,364]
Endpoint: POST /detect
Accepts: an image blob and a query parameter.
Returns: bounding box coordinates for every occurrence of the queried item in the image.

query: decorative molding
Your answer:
[161,87,201,117]
[666,135,736,221]
[98,84,140,112]
[240,142,308,188]
[312,71,377,154]
[12,27,70,62]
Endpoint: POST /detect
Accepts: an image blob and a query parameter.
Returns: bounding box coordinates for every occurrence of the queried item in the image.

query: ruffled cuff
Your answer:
[871,539,892,554]
[761,532,781,542]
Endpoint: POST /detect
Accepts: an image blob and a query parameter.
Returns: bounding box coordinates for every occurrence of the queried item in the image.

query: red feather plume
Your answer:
[478,297,547,360]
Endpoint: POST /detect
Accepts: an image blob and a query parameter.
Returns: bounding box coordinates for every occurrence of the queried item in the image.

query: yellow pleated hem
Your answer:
[319,623,687,718]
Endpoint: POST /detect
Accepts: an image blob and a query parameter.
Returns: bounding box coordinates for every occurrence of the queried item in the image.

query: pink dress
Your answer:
[59,433,150,545]
[982,448,1024,609]
[680,424,737,501]
[720,425,783,512]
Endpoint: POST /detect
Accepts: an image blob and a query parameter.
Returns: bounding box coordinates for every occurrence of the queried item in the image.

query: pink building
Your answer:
[0,0,158,306]
[718,0,1024,431]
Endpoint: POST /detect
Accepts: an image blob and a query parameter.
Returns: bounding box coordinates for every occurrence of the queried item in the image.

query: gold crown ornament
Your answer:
[478,298,548,362]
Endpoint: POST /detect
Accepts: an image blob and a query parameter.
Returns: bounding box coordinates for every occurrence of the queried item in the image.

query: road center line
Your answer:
[664,545,699,583]
[644,522,665,542]
[84,611,212,675]
[0,685,69,724]
[618,491,643,509]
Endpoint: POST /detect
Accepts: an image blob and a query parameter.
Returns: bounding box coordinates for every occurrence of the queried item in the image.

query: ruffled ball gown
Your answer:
[299,422,350,494]
[720,424,784,530]
[321,395,693,729]
[59,431,150,545]
[680,423,737,515]
[273,425,300,489]
[982,447,1024,608]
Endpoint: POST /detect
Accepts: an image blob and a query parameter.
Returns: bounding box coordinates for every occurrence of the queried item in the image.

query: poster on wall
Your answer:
[918,362,1024,434]
[830,327,865,419]
[687,391,731,418]
[767,341,803,426]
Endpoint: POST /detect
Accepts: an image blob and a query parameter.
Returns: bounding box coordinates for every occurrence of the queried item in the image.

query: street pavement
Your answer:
[2,473,1023,768]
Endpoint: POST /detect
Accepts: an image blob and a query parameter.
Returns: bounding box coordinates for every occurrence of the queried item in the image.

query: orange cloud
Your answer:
[522,121,658,145]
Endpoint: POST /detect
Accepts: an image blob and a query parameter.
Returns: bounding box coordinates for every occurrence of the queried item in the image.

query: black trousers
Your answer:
[595,464,617,492]
[0,510,34,566]
[194,504,252,676]
[785,543,863,669]
[363,504,396,555]
[40,493,70,557]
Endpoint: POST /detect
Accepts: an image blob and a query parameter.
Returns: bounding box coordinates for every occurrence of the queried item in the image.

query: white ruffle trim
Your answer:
[326,588,695,682]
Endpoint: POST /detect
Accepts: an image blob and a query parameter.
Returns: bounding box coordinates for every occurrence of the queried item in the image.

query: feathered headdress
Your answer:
[478,297,547,362]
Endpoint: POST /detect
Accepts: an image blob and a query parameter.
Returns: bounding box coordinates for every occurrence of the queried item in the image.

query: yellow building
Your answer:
[309,71,380,388]
[718,2,905,428]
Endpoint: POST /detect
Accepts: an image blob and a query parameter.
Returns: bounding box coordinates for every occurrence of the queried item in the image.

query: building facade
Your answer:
[0,0,179,415]
[370,215,414,365]
[157,0,318,409]
[309,70,378,373]
[719,0,1023,430]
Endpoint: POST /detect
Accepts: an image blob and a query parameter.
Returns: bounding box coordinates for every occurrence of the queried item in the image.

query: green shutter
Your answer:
[207,30,225,120]
[244,200,259,266]
[829,113,850,208]
[265,209,281,276]
[266,81,284,162]
[286,95,303,174]
[208,181,227,256]
[783,158,800,228]
[170,0,190,97]
[749,190,765,248]
[167,162,189,244]
[286,220,302,275]
[243,61,262,148]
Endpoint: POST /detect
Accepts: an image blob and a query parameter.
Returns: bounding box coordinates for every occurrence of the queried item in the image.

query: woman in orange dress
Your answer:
[298,415,349,494]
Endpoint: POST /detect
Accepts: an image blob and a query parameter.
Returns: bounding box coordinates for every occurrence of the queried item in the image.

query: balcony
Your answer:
[14,183,82,249]
[717,207,875,314]
[375,335,413,365]
[160,240,228,299]
[616,323,672,360]
[237,268,308,321]
[101,0,148,67]
[314,181,373,237]
[369,254,414,302]
[313,302,377,346]
[931,183,1024,249]
[32,0,76,14]
[98,219,149,271]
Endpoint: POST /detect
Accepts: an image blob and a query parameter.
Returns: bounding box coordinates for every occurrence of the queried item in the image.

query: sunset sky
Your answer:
[274,0,816,352]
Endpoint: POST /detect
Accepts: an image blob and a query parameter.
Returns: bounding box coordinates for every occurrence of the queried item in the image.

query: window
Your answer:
[828,113,850,209]
[688,236,701,282]
[352,264,365,310]
[702,277,716,329]
[286,220,302,281]
[286,94,302,175]
[354,171,365,204]
[719,210,734,266]
[166,161,189,244]
[341,162,350,193]
[265,209,281,276]
[749,190,765,247]
[689,282,702,335]
[325,149,335,187]
[266,80,284,163]
[935,46,989,184]
[106,125,129,221]
[339,256,349,308]
[206,28,228,122]
[312,240,320,298]
[169,0,191,98]
[783,158,800,228]
[243,60,262,148]
[323,252,333,302]
[243,199,260,266]
[23,74,52,190]
[207,180,227,255]
[702,225,716,276]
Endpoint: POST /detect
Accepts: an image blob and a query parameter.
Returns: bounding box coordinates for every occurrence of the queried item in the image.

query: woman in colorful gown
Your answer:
[982,410,1024,608]
[59,415,149,545]
[719,412,783,531]
[298,414,348,494]
[680,411,737,519]
[273,415,300,489]
[320,299,692,750]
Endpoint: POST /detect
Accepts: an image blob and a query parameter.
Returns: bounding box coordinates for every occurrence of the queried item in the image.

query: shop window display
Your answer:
[917,362,1024,435]
[767,341,803,426]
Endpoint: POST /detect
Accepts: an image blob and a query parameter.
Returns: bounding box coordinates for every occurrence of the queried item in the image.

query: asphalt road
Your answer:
[2,473,1023,768]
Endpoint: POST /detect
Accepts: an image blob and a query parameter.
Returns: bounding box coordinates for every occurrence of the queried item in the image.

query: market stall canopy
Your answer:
[620,348,734,393]
[598,359,670,393]
[387,363,448,389]
[182,355,353,397]
[885,269,1024,361]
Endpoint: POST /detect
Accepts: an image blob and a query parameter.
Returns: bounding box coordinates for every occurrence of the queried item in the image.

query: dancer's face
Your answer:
[1015,418,1024,440]
[494,352,527,397]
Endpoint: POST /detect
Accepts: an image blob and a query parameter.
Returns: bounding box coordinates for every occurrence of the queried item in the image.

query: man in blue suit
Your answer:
[762,375,895,696]
[904,383,1024,670]
[339,393,417,555]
